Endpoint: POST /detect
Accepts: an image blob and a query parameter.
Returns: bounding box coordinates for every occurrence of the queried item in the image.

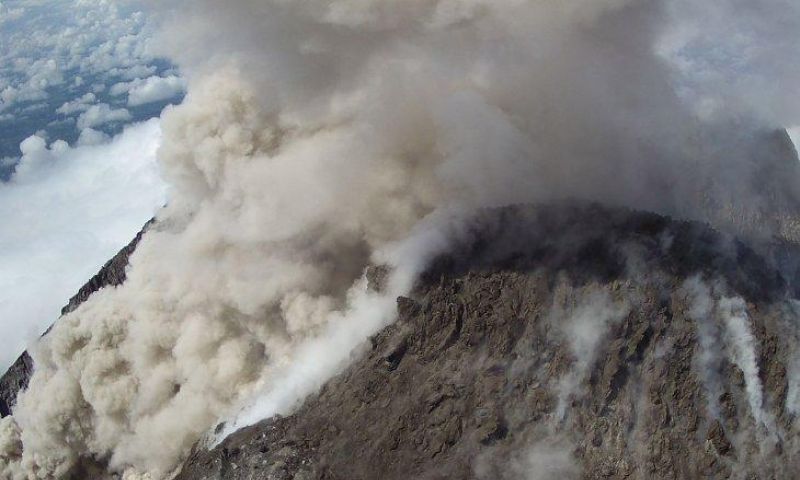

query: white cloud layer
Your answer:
[76,103,132,130]
[0,3,26,25]
[0,0,172,118]
[0,119,166,372]
[112,75,186,106]
[56,93,96,116]
[128,75,185,106]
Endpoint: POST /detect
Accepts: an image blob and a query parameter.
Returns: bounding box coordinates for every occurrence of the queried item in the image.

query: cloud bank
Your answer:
[0,0,183,161]
[56,93,97,116]
[122,75,186,107]
[3,0,800,479]
[0,0,157,115]
[76,103,133,130]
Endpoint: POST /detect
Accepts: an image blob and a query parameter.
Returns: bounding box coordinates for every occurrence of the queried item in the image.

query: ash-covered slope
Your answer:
[177,203,800,480]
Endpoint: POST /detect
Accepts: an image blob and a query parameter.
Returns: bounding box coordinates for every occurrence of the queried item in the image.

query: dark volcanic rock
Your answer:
[60,221,152,316]
[0,221,151,417]
[0,354,32,420]
[176,204,800,480]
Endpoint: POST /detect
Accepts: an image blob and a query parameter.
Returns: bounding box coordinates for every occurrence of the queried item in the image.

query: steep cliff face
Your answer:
[176,204,800,479]
[0,223,150,418]
[0,356,31,419]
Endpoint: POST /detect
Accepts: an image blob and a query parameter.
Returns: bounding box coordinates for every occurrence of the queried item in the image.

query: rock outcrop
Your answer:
[175,204,800,479]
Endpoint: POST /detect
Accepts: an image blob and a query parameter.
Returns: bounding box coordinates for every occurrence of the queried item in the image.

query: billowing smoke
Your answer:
[2,0,800,478]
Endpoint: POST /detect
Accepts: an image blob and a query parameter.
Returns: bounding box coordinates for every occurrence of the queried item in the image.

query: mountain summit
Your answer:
[6,198,800,478]
[175,203,800,480]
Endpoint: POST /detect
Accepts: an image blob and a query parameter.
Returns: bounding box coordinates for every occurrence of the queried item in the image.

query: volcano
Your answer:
[3,1,800,474]
[173,203,800,480]
[6,197,800,478]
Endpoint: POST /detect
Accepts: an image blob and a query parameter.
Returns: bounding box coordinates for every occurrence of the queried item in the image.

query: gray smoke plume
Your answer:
[552,286,630,421]
[785,301,800,421]
[3,1,800,478]
[718,296,770,430]
[474,436,581,480]
[684,277,772,430]
[683,276,726,419]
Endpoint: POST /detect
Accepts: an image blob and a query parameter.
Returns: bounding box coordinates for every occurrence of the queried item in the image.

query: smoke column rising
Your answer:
[553,288,630,421]
[719,297,770,430]
[683,277,726,419]
[3,0,800,478]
